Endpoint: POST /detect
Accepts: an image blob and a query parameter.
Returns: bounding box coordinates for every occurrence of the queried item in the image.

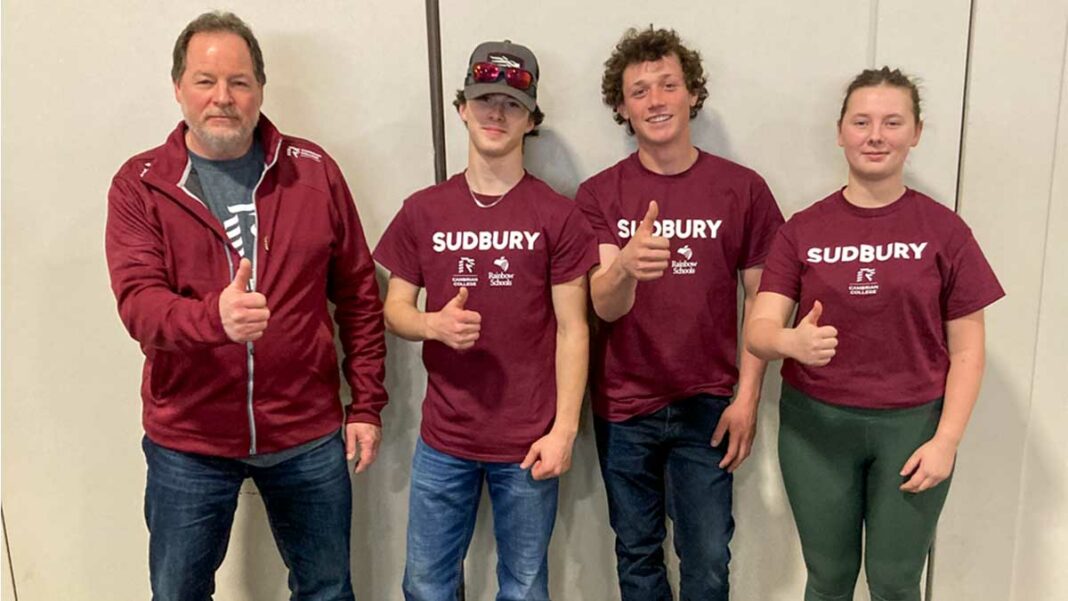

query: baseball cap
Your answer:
[463,40,539,112]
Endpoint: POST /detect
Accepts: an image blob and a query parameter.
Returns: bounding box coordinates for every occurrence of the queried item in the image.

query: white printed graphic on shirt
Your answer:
[452,257,478,288]
[672,245,699,276]
[489,256,514,287]
[225,203,257,257]
[805,242,928,264]
[848,267,880,296]
[617,219,722,240]
[432,231,541,252]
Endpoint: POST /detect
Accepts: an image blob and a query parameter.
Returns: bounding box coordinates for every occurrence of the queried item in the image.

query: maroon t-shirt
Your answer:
[374,172,598,461]
[576,151,784,421]
[758,188,1004,408]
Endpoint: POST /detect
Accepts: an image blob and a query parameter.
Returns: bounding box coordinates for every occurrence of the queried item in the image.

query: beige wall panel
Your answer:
[1010,19,1068,601]
[1,1,432,599]
[438,2,967,600]
[948,1,1067,601]
[875,0,971,206]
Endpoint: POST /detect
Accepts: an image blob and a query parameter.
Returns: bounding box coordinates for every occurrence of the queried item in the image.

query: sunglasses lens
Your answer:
[471,62,500,83]
[504,68,533,90]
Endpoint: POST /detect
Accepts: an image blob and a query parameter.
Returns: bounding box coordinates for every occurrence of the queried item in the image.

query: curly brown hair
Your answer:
[453,90,544,138]
[601,27,708,134]
[838,66,922,125]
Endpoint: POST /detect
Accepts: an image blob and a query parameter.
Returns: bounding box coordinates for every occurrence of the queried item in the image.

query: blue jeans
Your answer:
[595,394,734,601]
[143,434,354,601]
[403,438,559,601]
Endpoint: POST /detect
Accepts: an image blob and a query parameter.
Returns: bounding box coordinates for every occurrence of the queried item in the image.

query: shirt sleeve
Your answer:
[942,227,1005,320]
[323,156,388,426]
[574,182,618,246]
[738,175,785,269]
[373,199,424,287]
[549,205,600,284]
[757,221,803,302]
[105,174,231,352]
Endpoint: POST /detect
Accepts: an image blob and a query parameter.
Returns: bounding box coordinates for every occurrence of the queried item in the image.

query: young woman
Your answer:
[746,68,1004,601]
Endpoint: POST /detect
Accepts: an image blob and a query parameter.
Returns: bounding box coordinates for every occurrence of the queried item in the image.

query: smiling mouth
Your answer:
[646,114,672,124]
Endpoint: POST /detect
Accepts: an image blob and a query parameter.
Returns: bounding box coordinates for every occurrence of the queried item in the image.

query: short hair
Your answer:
[839,66,922,125]
[453,90,545,138]
[172,11,266,85]
[602,27,709,133]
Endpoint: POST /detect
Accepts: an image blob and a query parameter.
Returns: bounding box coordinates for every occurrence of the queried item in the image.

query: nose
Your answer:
[488,100,506,119]
[648,86,665,107]
[212,82,234,106]
[864,125,885,147]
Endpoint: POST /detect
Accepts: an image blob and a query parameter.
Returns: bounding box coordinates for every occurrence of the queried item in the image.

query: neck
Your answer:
[636,138,699,175]
[466,146,525,195]
[843,172,907,208]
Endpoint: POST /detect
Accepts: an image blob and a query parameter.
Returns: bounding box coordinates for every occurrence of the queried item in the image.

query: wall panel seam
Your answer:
[954,0,978,213]
[2,507,19,601]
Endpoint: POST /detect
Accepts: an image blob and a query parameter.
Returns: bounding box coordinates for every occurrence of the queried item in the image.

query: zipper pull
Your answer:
[264,235,270,252]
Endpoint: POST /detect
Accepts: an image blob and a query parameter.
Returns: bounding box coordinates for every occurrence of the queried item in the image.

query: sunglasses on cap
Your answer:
[469,62,535,91]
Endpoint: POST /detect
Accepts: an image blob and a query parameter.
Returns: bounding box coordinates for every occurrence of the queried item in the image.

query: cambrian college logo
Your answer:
[452,257,478,288]
[848,267,879,296]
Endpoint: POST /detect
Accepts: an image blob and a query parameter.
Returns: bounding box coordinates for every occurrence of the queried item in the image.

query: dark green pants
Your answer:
[778,384,951,601]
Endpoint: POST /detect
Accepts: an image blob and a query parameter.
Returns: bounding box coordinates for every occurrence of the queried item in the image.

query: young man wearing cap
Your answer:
[575,28,785,600]
[374,40,598,600]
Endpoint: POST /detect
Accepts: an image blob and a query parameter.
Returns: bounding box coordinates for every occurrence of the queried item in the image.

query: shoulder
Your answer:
[578,154,634,193]
[698,151,766,182]
[782,190,842,229]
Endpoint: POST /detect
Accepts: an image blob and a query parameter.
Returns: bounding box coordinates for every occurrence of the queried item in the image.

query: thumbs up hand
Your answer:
[618,201,671,281]
[789,300,838,366]
[426,287,482,350]
[219,258,270,343]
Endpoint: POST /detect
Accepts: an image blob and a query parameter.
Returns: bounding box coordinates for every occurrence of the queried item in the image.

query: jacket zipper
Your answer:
[176,139,282,456]
[244,139,283,455]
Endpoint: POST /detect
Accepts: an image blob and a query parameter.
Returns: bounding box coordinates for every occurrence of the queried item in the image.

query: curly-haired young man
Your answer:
[575,27,785,601]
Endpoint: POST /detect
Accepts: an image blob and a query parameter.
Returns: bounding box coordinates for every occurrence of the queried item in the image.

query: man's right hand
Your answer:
[425,287,482,350]
[788,300,838,366]
[617,200,671,281]
[219,258,270,343]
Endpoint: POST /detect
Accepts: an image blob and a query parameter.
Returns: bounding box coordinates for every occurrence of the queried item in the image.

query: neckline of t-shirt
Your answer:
[459,170,529,207]
[629,149,707,179]
[188,141,263,171]
[834,187,915,218]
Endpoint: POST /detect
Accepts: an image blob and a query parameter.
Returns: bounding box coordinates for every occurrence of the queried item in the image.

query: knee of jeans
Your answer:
[403,562,461,601]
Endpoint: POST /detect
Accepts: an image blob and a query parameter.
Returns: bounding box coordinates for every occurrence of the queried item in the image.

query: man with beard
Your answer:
[105,12,386,600]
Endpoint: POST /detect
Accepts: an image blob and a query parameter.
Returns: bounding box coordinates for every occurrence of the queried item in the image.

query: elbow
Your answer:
[590,293,628,323]
[381,305,401,336]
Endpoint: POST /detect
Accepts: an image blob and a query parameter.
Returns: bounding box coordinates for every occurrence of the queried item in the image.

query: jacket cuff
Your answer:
[345,405,382,427]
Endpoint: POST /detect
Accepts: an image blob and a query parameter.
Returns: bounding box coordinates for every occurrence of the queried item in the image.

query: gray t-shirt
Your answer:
[188,143,336,467]
[188,142,264,260]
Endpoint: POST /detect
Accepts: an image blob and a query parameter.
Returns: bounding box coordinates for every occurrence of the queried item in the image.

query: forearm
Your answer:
[746,316,795,361]
[736,303,769,404]
[934,348,984,447]
[383,297,432,342]
[552,324,588,436]
[591,259,637,322]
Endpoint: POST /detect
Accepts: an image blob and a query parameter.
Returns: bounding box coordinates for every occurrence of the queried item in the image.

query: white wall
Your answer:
[1,1,1064,600]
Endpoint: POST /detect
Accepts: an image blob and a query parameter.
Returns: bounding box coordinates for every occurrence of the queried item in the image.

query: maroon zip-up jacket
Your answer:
[106,116,387,457]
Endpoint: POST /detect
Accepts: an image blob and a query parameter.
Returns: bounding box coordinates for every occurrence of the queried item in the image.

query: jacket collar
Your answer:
[146,114,284,186]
